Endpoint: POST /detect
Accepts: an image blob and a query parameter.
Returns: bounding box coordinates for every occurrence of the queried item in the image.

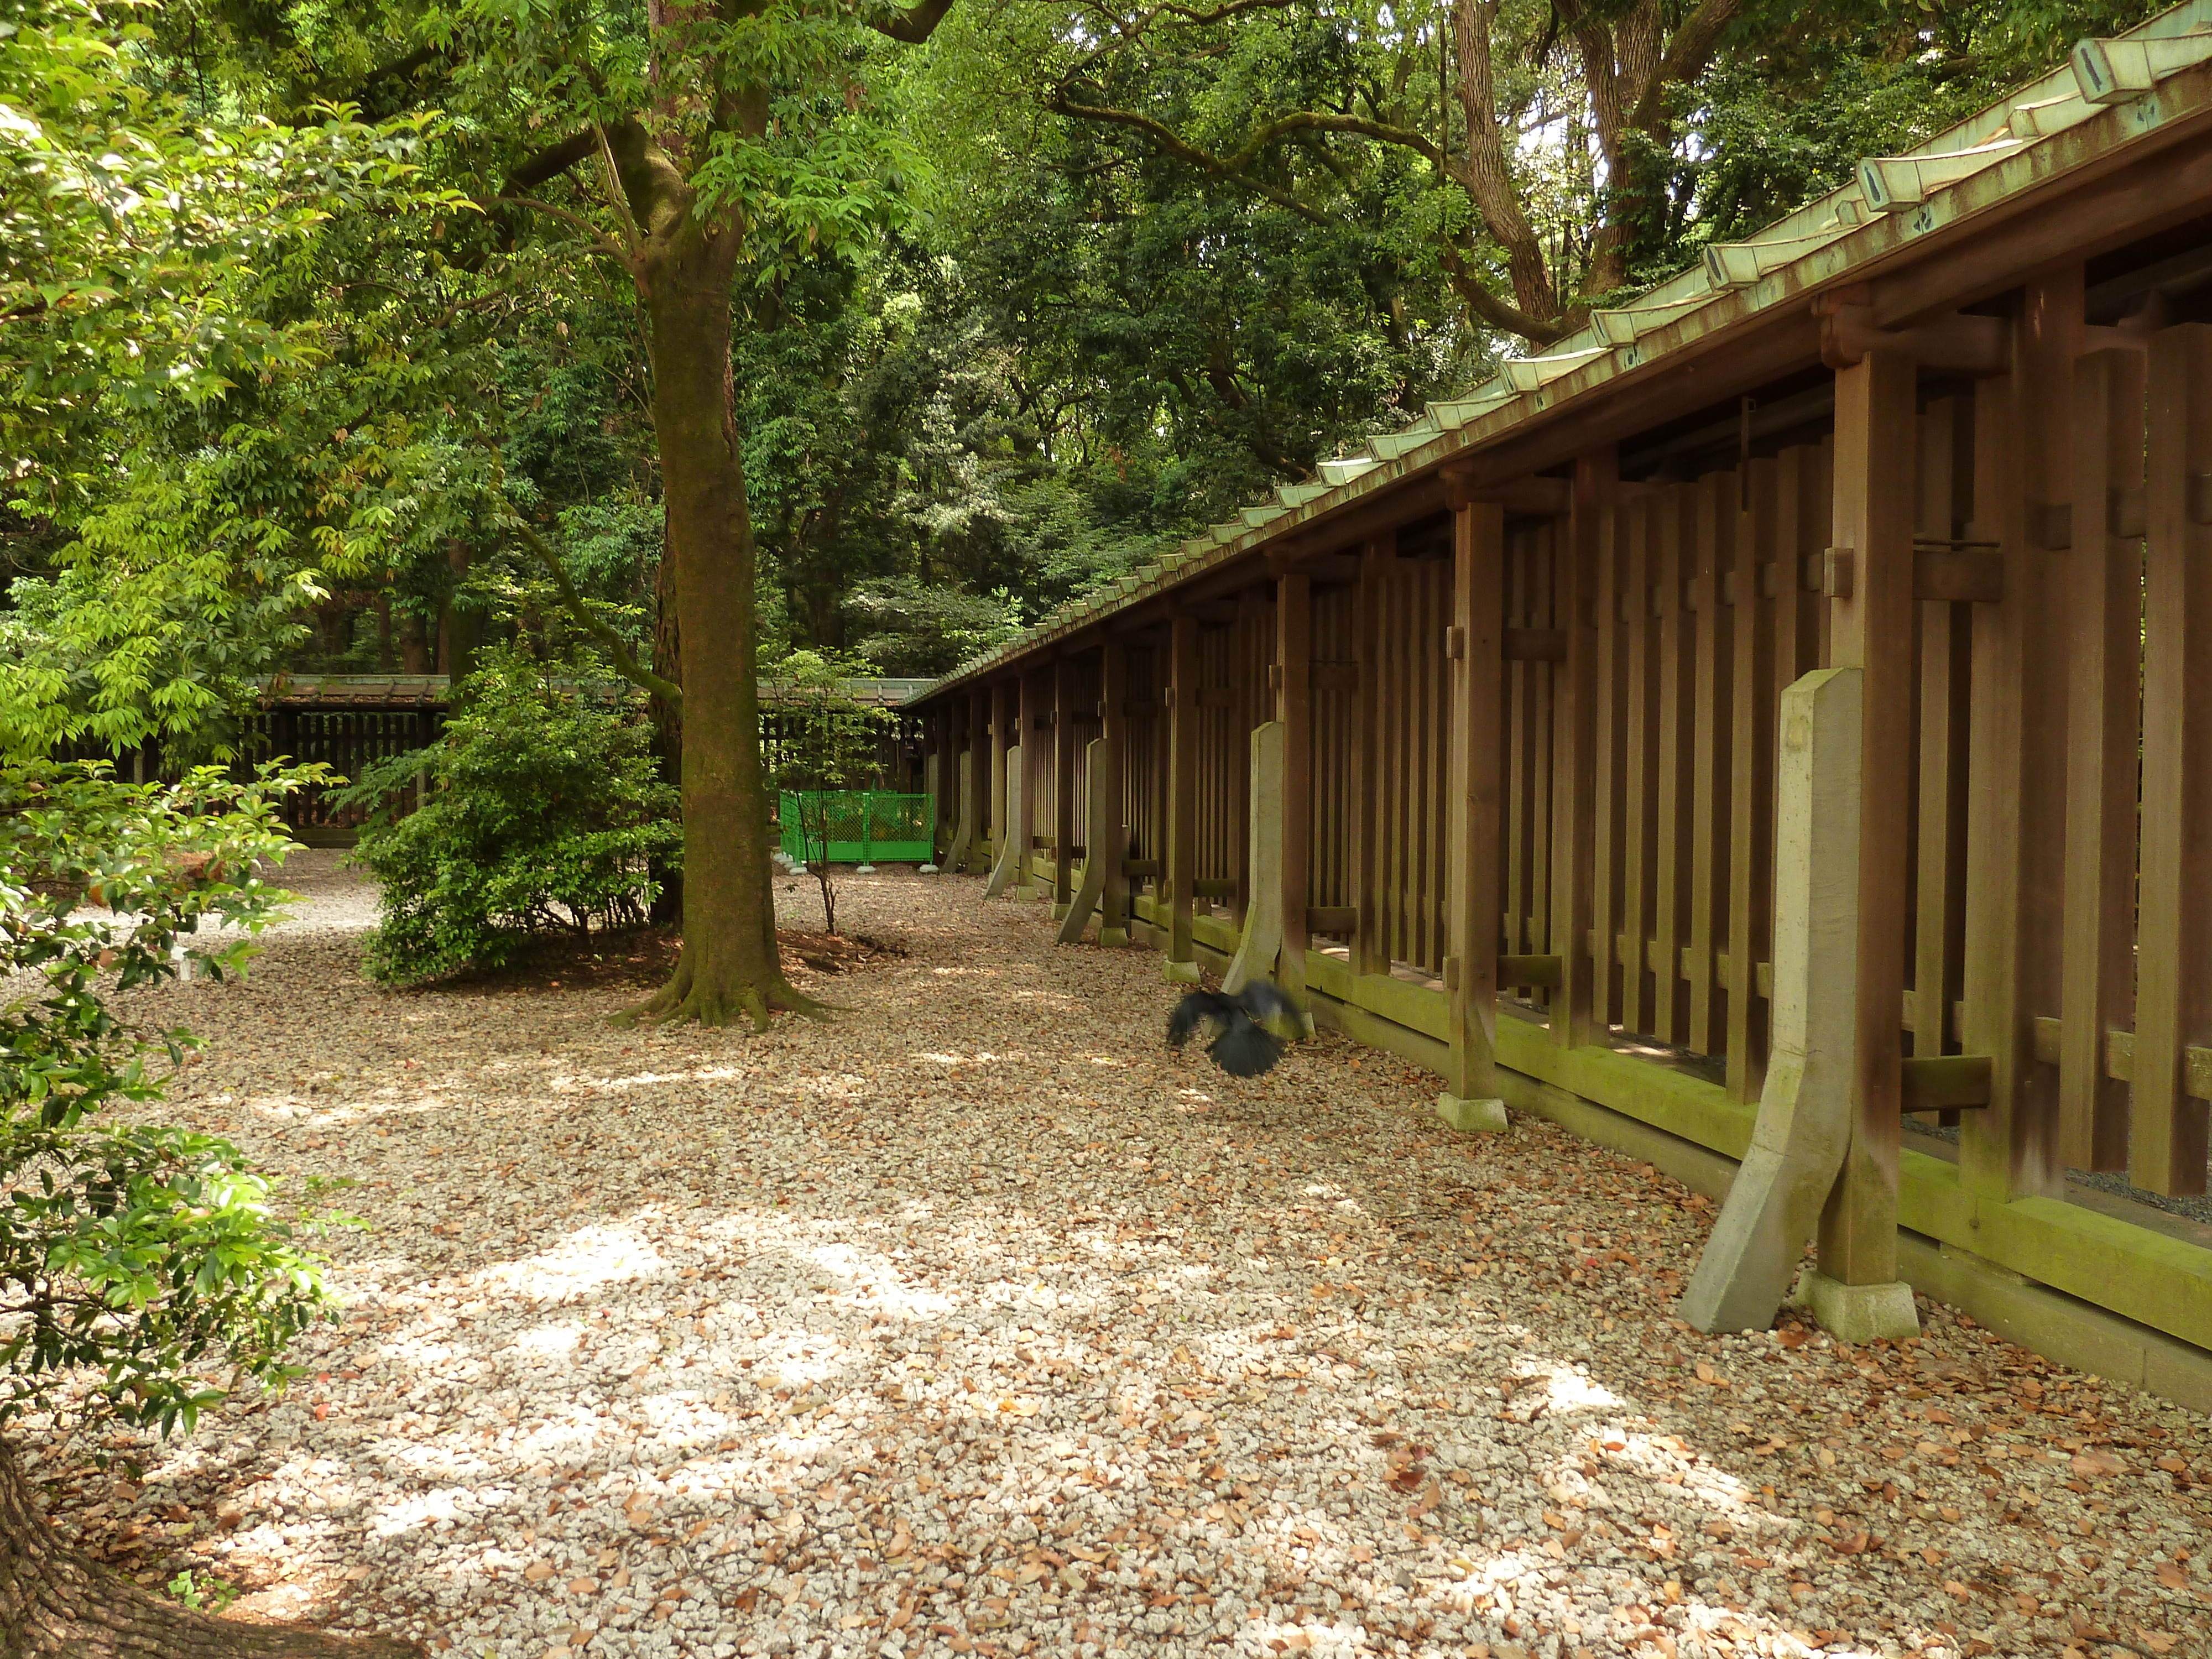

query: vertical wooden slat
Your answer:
[1912,401,1973,1073]
[2059,351,2145,1173]
[1592,492,1626,1030]
[1165,614,1199,965]
[1530,523,1556,983]
[1387,566,1410,964]
[1819,346,1917,1288]
[1726,457,1779,1102]
[1446,495,1507,1104]
[1963,270,2078,1204]
[1099,641,1129,941]
[1653,487,1694,1044]
[1688,471,1734,1056]
[1277,573,1313,1000]
[1622,496,1656,1035]
[1352,540,1390,975]
[1505,531,1532,962]
[1053,656,1077,914]
[1556,450,1616,1047]
[2133,322,2212,1198]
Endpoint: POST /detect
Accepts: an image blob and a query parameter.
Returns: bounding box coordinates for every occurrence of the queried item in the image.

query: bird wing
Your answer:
[1232,977,1305,1032]
[1208,1013,1283,1078]
[1167,989,1233,1049]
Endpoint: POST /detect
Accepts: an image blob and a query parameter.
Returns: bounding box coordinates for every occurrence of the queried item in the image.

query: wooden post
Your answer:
[1688,470,1735,1056]
[1726,457,1778,1102]
[1052,656,1077,919]
[1163,614,1201,982]
[1352,538,1391,978]
[2133,322,2212,1198]
[1018,670,1041,893]
[1553,453,1613,1051]
[966,685,990,872]
[1911,401,1971,1089]
[2058,350,2145,1173]
[985,744,1024,898]
[1817,345,1917,1324]
[1438,486,1507,1134]
[1056,739,1118,946]
[1962,270,2079,1205]
[987,681,1010,877]
[1099,639,1130,947]
[1276,572,1312,1003]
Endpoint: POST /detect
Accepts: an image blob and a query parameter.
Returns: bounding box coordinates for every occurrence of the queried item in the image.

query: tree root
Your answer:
[0,1438,424,1658]
[614,953,836,1030]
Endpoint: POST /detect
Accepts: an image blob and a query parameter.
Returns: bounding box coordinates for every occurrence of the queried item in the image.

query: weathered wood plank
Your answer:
[1818,346,1917,1290]
[1911,399,1971,1127]
[1962,270,2078,1205]
[1552,453,1613,1048]
[1352,540,1390,975]
[1278,574,1313,999]
[1440,492,1507,1125]
[2052,352,2145,1172]
[2133,322,2212,1199]
[1622,495,1656,1036]
[1053,655,1078,916]
[1726,457,1778,1103]
[1590,485,1626,1031]
[1653,486,1694,1045]
[1688,471,1734,1057]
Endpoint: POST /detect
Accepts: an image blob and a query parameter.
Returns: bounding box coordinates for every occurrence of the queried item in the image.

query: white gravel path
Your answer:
[29,854,2211,1659]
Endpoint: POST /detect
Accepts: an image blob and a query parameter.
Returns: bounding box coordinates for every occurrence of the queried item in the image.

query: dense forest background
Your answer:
[1,0,2165,724]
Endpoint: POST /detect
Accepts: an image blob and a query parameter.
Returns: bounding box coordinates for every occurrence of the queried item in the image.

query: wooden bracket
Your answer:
[1901,1055,1994,1114]
[1912,547,2005,603]
[1440,467,1571,515]
[1123,857,1162,877]
[1442,954,1462,991]
[1820,548,1855,599]
[1499,953,1564,988]
[1820,303,2009,375]
[1192,877,1237,899]
[1504,628,1568,662]
[1443,625,1467,660]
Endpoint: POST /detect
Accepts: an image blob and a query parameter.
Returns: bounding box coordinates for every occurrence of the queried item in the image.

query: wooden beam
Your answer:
[1438,490,1507,1130]
[1440,469,1573,516]
[1501,953,1564,989]
[2133,322,2212,1198]
[2058,348,2146,1172]
[1099,639,1130,946]
[1818,345,1917,1291]
[1306,906,1360,935]
[1901,1056,1994,1114]
[1163,613,1199,976]
[1052,655,1077,918]
[1726,455,1778,1103]
[1912,548,2005,603]
[1352,539,1390,977]
[1504,627,1568,662]
[1962,269,2079,1205]
[1276,573,1313,1002]
[1554,450,1614,1051]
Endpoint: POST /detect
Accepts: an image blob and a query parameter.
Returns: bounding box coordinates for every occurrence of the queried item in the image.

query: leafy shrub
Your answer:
[342,645,680,984]
[0,758,338,1443]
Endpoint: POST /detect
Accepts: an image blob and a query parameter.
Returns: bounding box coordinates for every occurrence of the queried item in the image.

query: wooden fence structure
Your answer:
[912,5,2212,1400]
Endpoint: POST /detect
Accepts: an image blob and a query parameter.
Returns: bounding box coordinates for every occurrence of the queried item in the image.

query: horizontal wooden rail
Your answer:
[1192,878,1237,899]
[1902,1055,1994,1113]
[1500,953,1564,988]
[1305,905,1360,934]
[1123,857,1161,877]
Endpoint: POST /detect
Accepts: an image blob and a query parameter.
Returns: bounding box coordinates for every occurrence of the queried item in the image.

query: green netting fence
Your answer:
[778,791,935,865]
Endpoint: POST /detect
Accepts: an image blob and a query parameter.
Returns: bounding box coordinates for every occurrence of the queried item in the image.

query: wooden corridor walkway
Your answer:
[909,5,2212,1406]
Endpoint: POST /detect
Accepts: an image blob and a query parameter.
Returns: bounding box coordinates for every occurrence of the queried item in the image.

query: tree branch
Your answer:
[1048,91,1335,226]
[1449,0,1558,325]
[868,0,957,44]
[1641,0,1743,129]
[508,518,684,706]
[1434,241,1572,347]
[491,196,640,272]
[500,130,599,200]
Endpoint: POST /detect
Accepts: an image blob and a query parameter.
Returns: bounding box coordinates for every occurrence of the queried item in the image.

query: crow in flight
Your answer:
[1167,979,1306,1078]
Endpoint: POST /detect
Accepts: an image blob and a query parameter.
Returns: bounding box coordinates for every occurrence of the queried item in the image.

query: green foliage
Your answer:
[343,644,680,985]
[164,1570,239,1613]
[0,757,340,1443]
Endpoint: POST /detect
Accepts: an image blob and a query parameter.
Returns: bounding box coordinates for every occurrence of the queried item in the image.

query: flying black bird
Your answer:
[1167,979,1306,1078]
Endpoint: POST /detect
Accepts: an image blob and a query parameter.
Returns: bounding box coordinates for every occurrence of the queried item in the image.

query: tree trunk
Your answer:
[649,520,684,927]
[0,1440,420,1659]
[625,231,812,1027]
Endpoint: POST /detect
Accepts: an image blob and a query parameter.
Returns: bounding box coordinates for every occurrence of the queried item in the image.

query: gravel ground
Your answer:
[27,854,2212,1659]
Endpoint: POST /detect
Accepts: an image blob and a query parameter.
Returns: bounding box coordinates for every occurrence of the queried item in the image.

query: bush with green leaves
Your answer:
[342,645,681,984]
[0,757,337,1445]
